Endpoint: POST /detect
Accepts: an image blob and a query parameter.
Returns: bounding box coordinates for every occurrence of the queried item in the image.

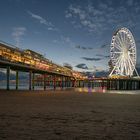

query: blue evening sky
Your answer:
[0,0,140,72]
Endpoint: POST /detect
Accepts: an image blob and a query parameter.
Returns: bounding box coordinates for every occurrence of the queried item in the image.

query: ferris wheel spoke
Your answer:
[120,32,124,45]
[114,44,121,51]
[116,35,123,48]
[126,60,130,75]
[116,36,122,47]
[123,32,126,43]
[129,52,135,55]
[111,57,119,64]
[117,56,123,71]
[113,56,120,63]
[124,33,128,47]
[129,42,135,50]
[123,58,126,75]
[124,35,128,47]
[127,57,133,75]
[128,44,132,50]
[120,32,125,46]
[126,60,131,75]
[128,61,132,75]
[128,54,135,67]
[114,40,122,50]
[121,59,125,74]
[129,47,134,51]
[119,60,123,74]
[126,35,131,48]
[122,32,125,44]
[114,51,122,54]
[123,61,127,75]
[127,59,132,75]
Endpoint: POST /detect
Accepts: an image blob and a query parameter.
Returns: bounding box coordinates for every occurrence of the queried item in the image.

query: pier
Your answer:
[0,41,140,91]
[0,42,78,90]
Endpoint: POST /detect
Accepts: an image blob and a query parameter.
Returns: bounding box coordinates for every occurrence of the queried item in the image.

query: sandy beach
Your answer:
[0,89,140,140]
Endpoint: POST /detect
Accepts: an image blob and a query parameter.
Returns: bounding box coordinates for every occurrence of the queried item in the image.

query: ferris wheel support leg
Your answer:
[134,68,139,77]
[128,54,139,77]
[109,58,122,77]
[109,66,116,77]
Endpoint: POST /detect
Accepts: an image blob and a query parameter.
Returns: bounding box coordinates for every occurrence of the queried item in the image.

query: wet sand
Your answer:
[0,89,140,140]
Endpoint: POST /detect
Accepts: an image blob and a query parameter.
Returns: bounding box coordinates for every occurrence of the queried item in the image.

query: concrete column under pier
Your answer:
[61,76,64,89]
[53,75,56,90]
[65,77,67,87]
[29,71,32,90]
[6,66,10,90]
[32,73,35,90]
[16,70,19,90]
[44,74,46,90]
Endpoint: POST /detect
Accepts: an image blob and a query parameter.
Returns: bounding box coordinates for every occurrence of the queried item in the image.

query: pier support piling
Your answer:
[61,76,64,89]
[16,71,19,90]
[29,71,32,90]
[44,74,46,90]
[32,73,35,90]
[53,75,56,90]
[6,66,10,90]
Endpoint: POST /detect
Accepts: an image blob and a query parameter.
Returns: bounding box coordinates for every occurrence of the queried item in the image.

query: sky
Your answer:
[0,0,140,73]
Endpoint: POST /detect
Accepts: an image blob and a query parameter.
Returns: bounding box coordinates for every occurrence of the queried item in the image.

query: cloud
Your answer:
[28,11,49,25]
[12,27,26,47]
[82,57,102,61]
[65,11,72,18]
[99,3,108,9]
[61,36,71,43]
[75,63,88,69]
[69,5,87,20]
[75,45,93,50]
[100,44,109,49]
[82,71,94,77]
[60,35,75,47]
[65,1,140,33]
[75,64,109,75]
[27,11,57,31]
[103,55,110,58]
[95,70,109,77]
[96,54,110,58]
[65,4,98,32]
[63,63,73,69]
[53,35,76,49]
[65,4,104,32]
[127,0,134,6]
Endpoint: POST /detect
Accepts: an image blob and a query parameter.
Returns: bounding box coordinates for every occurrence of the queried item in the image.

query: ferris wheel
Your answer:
[109,27,139,77]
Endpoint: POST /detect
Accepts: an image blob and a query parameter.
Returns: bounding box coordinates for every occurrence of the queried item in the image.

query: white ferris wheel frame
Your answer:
[109,27,139,77]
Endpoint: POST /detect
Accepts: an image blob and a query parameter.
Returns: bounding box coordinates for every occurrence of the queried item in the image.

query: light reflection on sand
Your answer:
[74,87,107,93]
[0,81,140,94]
[107,90,140,94]
[73,87,140,94]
